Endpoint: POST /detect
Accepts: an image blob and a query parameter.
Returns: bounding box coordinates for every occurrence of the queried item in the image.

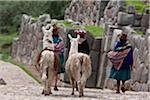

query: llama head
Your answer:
[68,34,80,46]
[42,24,54,50]
[42,24,54,35]
[68,34,80,55]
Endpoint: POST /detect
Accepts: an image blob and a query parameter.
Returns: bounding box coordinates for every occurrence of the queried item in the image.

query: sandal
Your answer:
[121,86,125,93]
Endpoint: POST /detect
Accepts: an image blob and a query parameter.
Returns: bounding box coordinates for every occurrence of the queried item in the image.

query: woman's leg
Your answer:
[121,80,126,93]
[54,73,59,91]
[116,80,120,93]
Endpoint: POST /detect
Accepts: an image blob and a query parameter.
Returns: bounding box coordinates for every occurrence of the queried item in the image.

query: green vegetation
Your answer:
[0,1,70,34]
[136,30,144,36]
[126,0,150,13]
[62,21,105,37]
[63,21,74,28]
[85,25,105,37]
[0,32,18,60]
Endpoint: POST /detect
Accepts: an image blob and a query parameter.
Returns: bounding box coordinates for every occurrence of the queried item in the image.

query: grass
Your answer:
[63,21,73,28]
[126,0,150,13]
[136,31,144,36]
[0,33,18,60]
[85,25,105,37]
[62,21,105,37]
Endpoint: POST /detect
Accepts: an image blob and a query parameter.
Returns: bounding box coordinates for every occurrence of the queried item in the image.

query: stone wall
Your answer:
[11,14,51,65]
[64,0,109,26]
[96,0,150,91]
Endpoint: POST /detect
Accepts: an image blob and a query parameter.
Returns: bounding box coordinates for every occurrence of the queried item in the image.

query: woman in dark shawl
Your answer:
[109,33,133,93]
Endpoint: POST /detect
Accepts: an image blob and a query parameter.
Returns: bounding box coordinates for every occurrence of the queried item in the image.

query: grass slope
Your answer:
[126,0,150,13]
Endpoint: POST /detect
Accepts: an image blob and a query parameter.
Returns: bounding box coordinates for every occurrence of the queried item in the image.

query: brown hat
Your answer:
[120,33,127,40]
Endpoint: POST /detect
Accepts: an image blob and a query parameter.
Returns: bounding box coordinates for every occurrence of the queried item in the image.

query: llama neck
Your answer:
[69,44,78,56]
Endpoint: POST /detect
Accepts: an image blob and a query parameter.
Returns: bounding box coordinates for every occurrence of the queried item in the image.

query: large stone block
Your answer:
[136,63,145,82]
[141,84,148,91]
[133,19,141,27]
[90,51,100,72]
[131,68,138,83]
[110,29,122,50]
[92,38,103,51]
[86,72,97,88]
[139,37,146,59]
[132,82,142,91]
[140,65,149,83]
[141,14,149,32]
[117,12,134,26]
[135,13,143,20]
[104,78,116,90]
[96,53,108,88]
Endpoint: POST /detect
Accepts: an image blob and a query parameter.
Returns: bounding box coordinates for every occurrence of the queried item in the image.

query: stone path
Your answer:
[0,60,150,100]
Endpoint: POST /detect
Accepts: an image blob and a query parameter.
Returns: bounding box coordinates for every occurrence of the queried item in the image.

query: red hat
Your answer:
[74,29,86,38]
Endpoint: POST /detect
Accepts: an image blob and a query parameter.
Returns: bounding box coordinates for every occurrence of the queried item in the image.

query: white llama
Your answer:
[39,25,59,95]
[65,34,92,97]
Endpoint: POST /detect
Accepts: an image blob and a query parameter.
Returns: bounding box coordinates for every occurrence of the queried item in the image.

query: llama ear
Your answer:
[42,26,46,34]
[77,34,80,40]
[68,34,73,40]
[50,25,53,33]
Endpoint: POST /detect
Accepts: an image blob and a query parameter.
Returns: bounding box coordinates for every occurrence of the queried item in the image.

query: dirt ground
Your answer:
[0,60,150,100]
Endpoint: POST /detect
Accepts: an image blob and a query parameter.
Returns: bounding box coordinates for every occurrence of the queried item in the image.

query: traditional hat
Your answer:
[120,33,127,40]
[74,29,86,38]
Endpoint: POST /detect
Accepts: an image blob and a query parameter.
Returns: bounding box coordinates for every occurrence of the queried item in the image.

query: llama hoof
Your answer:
[42,90,52,95]
[41,90,44,94]
[79,93,84,97]
[54,87,59,91]
[76,87,78,91]
[71,92,74,95]
[44,92,52,96]
[44,93,50,96]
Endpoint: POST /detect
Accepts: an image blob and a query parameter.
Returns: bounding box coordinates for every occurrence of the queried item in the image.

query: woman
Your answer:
[52,24,65,75]
[52,24,65,91]
[109,33,133,93]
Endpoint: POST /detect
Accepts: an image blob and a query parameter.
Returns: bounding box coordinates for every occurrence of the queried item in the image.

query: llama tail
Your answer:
[78,55,92,87]
[80,55,92,80]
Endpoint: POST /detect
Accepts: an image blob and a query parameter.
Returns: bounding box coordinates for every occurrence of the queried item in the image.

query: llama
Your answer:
[42,24,54,50]
[38,24,59,95]
[65,34,92,97]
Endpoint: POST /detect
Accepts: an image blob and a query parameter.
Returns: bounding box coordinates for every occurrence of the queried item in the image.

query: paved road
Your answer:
[0,60,150,100]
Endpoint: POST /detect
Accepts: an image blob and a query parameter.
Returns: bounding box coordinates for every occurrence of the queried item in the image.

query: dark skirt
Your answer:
[109,65,131,81]
[57,53,65,74]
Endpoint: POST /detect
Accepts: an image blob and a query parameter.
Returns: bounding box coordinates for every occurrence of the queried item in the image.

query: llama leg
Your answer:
[76,82,78,91]
[42,79,51,96]
[78,75,87,97]
[70,78,75,95]
[48,76,52,94]
[78,80,85,97]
